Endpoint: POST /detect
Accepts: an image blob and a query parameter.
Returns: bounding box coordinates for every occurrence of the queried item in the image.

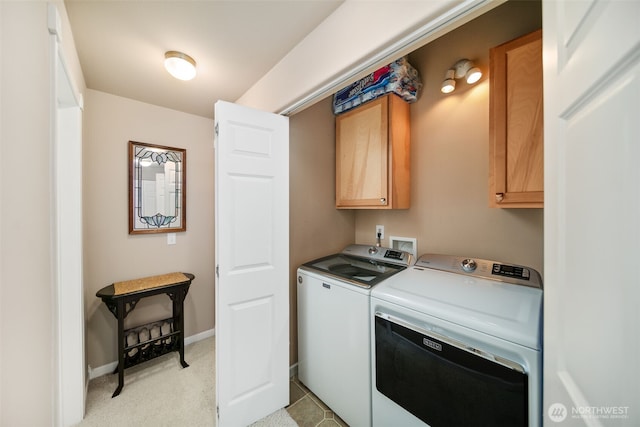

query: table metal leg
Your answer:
[173,288,189,368]
[113,300,125,397]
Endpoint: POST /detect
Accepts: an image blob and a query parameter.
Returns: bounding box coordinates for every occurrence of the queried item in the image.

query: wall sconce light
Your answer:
[441,69,456,94]
[440,59,482,93]
[164,51,197,81]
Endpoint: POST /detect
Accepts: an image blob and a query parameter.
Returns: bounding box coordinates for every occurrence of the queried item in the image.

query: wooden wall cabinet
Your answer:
[335,94,410,209]
[489,29,544,208]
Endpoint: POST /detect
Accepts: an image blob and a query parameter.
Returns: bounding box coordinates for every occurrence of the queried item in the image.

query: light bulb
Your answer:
[441,69,456,94]
[441,79,455,94]
[466,67,482,84]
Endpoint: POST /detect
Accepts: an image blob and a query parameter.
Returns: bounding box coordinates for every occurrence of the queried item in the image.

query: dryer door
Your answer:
[375,313,528,427]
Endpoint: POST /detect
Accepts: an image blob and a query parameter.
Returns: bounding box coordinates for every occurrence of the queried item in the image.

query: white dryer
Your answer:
[371,254,543,427]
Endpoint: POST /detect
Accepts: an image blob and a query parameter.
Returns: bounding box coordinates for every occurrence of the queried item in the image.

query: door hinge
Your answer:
[216,265,219,278]
[215,122,219,136]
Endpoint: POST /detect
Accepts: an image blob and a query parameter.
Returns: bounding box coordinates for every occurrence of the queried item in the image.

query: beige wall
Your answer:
[0,3,53,423]
[289,97,356,363]
[83,89,215,369]
[355,1,544,275]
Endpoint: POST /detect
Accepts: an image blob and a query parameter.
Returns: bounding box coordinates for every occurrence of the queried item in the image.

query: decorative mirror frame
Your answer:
[128,141,186,234]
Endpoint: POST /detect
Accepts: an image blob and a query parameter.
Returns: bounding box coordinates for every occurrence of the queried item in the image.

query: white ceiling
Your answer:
[64,0,343,119]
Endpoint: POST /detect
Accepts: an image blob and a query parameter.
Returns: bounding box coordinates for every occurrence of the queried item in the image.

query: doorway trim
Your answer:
[48,4,85,425]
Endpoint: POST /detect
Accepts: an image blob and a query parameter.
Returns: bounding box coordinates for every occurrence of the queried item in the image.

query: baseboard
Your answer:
[289,362,298,379]
[88,328,216,380]
[84,374,90,416]
[88,361,118,380]
[184,327,215,346]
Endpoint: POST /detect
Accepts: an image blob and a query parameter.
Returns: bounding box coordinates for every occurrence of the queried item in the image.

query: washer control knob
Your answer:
[461,258,477,272]
[368,246,378,255]
[297,276,303,284]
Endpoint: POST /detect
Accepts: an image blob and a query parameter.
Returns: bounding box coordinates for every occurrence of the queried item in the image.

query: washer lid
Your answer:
[301,253,405,288]
[371,260,543,350]
[299,244,414,288]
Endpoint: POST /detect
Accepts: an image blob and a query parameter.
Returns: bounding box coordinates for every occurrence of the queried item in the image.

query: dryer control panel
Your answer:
[414,254,542,289]
[492,263,531,280]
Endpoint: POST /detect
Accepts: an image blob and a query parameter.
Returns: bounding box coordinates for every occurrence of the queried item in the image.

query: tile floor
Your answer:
[286,376,348,427]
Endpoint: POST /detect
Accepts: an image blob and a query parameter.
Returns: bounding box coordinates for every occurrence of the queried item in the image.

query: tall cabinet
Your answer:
[489,29,543,208]
[335,94,410,209]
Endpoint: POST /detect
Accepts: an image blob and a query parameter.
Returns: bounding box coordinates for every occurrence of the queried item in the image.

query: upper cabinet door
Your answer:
[489,29,544,208]
[336,94,411,209]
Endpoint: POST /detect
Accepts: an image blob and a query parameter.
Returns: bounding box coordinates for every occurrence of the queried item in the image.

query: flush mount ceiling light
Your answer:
[440,58,482,94]
[164,51,197,81]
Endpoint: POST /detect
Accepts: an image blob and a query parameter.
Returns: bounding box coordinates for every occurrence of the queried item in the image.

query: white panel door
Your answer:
[214,101,289,426]
[543,1,640,425]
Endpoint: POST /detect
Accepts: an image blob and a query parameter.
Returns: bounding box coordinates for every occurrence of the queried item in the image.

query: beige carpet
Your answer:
[79,336,297,426]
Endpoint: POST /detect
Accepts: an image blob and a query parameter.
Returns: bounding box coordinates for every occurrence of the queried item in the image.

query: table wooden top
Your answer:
[96,272,194,300]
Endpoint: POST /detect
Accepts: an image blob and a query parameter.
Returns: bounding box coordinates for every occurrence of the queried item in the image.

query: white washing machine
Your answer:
[297,244,413,427]
[370,254,543,427]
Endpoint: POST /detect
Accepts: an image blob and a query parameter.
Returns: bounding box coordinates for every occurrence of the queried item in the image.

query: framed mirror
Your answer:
[129,141,186,234]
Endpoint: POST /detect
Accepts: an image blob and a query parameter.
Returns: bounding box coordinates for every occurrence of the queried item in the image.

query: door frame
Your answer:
[49,4,85,425]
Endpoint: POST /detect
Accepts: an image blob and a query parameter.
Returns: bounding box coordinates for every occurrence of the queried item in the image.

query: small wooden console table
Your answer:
[96,272,194,397]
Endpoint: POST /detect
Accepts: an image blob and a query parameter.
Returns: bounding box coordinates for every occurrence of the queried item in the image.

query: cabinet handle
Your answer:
[495,193,504,203]
[380,198,386,204]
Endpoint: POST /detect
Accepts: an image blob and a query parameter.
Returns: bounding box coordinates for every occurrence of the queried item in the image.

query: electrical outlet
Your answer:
[167,233,176,245]
[376,225,384,240]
